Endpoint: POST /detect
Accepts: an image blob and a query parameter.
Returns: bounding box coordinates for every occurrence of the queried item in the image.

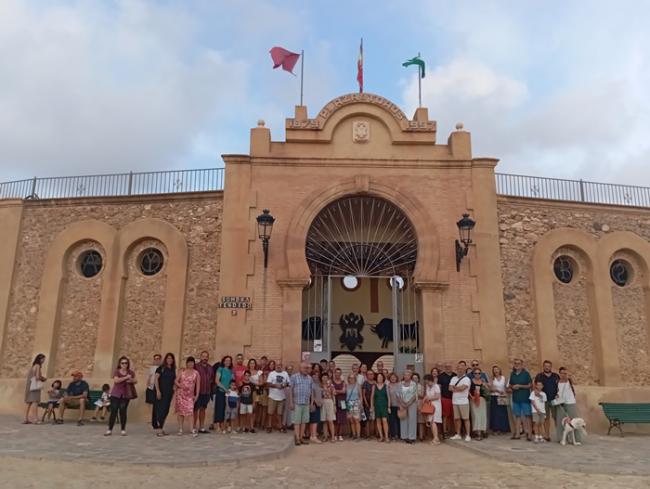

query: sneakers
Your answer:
[450,434,462,440]
[121,430,127,436]
[104,430,112,436]
[77,420,84,426]
[464,435,471,442]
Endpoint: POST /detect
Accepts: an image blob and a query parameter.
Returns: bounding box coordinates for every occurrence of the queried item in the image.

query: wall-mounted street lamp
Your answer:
[455,213,475,272]
[256,209,275,268]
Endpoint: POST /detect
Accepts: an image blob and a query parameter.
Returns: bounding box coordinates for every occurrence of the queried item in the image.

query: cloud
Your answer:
[0,0,248,180]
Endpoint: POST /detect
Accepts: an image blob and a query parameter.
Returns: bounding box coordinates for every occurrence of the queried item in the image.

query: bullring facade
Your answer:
[0,93,648,426]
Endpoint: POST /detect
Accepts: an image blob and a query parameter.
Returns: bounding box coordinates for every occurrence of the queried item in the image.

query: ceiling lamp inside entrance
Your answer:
[305,196,418,276]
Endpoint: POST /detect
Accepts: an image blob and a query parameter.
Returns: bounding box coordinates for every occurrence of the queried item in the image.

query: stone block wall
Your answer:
[498,196,650,385]
[0,193,223,379]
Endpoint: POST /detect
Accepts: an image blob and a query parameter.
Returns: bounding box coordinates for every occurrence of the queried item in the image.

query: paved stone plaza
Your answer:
[1,416,650,488]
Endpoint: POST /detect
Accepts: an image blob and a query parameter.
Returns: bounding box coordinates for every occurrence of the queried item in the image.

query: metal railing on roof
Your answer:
[495,173,650,208]
[1,168,649,208]
[0,168,224,200]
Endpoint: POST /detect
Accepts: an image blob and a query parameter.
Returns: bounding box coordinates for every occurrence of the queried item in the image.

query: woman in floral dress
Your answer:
[175,356,199,436]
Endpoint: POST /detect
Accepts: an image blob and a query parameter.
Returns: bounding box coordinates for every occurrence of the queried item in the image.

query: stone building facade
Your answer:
[0,93,649,427]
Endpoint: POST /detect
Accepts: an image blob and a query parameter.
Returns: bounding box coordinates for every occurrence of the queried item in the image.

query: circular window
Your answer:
[139,248,164,276]
[553,256,575,284]
[387,276,406,290]
[610,259,631,287]
[341,275,360,291]
[79,250,103,278]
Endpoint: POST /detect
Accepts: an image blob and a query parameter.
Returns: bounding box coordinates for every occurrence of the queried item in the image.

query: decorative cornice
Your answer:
[414,280,449,291]
[277,278,310,289]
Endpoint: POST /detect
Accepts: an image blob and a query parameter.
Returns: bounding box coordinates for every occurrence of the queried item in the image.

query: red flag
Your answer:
[269,47,300,74]
[357,38,363,93]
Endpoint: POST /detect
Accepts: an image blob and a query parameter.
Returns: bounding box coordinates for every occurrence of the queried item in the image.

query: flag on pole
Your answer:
[269,47,301,74]
[402,55,425,78]
[357,38,364,93]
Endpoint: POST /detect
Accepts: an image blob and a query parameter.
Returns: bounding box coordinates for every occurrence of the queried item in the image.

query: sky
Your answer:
[1,0,650,185]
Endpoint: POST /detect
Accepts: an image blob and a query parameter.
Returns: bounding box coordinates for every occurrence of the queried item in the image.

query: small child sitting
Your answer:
[224,380,239,434]
[91,384,111,421]
[44,380,64,423]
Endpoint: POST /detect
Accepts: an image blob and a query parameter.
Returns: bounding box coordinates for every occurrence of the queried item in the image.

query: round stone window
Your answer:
[341,275,360,291]
[553,255,575,284]
[78,250,103,278]
[139,248,164,276]
[610,259,631,287]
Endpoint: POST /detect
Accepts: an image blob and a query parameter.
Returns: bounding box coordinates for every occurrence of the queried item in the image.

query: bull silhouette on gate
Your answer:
[370,318,420,349]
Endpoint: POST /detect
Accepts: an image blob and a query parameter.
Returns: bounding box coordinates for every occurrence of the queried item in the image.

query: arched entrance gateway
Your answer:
[302,195,422,374]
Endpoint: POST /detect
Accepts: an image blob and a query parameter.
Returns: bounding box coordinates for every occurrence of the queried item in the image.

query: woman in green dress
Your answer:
[371,372,390,442]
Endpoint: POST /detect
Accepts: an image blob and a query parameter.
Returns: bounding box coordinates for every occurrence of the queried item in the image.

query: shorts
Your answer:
[145,388,156,405]
[512,401,532,417]
[321,398,336,422]
[240,403,253,415]
[532,412,546,424]
[292,404,310,425]
[267,398,285,416]
[258,391,269,407]
[225,406,238,420]
[47,401,60,408]
[64,398,87,408]
[453,403,470,420]
[194,393,211,410]
[347,400,361,420]
[441,397,453,418]
[309,406,321,424]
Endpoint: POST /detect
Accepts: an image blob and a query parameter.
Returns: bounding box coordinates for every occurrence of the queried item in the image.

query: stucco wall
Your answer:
[498,196,650,385]
[0,193,222,379]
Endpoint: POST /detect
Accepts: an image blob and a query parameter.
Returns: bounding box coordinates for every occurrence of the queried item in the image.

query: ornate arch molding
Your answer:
[32,220,117,377]
[109,219,189,367]
[280,178,441,286]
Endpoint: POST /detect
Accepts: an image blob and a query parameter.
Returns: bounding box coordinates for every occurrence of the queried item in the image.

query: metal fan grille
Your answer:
[306,196,417,276]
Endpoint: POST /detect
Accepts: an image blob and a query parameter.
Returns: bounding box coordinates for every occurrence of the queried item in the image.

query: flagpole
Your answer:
[418,51,422,107]
[300,50,304,106]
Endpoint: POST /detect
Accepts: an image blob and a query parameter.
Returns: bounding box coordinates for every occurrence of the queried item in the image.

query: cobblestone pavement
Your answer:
[449,431,650,476]
[1,416,650,489]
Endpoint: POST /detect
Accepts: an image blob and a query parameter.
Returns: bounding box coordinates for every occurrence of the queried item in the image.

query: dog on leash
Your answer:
[560,416,587,446]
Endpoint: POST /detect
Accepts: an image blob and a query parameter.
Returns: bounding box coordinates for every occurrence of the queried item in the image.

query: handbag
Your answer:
[421,399,435,415]
[29,376,43,392]
[397,406,408,419]
[497,395,509,406]
[126,382,138,400]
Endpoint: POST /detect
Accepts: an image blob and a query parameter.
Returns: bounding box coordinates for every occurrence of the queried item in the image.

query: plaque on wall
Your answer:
[218,296,252,309]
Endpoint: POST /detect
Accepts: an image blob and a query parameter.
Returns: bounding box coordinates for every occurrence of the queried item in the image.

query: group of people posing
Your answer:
[24,352,581,445]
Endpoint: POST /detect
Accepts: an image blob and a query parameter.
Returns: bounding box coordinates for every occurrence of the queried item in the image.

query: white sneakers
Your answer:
[450,434,462,440]
[121,430,127,436]
[464,435,471,442]
[104,430,111,436]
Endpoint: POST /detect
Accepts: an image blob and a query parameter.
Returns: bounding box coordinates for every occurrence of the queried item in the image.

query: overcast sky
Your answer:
[1,0,649,185]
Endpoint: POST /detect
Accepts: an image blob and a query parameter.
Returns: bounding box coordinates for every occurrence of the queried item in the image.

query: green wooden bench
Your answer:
[599,402,650,436]
[39,389,103,421]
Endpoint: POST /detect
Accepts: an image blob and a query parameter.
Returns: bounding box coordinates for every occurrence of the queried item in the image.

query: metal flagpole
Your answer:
[418,51,422,107]
[300,50,304,106]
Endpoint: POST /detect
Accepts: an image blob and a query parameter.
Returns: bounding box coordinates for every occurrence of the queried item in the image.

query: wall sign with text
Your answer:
[218,296,252,309]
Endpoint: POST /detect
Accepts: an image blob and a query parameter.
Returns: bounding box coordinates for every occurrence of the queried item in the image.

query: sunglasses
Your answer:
[471,364,479,367]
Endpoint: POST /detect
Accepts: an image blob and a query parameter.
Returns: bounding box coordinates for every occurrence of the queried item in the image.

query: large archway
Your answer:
[302,195,421,372]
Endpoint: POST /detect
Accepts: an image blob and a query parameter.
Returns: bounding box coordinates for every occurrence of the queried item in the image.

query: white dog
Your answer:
[560,416,587,446]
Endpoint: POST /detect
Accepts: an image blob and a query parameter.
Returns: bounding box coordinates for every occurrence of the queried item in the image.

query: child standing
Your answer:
[239,371,255,433]
[225,381,239,433]
[530,381,548,443]
[320,373,337,443]
[44,380,64,423]
[92,384,111,421]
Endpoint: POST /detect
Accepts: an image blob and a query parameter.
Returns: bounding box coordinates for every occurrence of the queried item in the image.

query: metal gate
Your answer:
[302,274,421,372]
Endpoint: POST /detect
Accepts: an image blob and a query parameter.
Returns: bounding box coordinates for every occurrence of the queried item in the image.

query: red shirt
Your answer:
[233,364,247,386]
[195,362,213,395]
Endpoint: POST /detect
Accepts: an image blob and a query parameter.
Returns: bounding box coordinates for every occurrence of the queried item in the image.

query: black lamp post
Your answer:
[455,213,475,272]
[256,209,275,268]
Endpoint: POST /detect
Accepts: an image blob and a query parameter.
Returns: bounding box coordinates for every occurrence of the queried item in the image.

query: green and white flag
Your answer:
[402,56,425,78]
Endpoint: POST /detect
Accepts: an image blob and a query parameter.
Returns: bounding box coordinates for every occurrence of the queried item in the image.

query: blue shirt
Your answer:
[290,373,313,405]
[509,369,532,403]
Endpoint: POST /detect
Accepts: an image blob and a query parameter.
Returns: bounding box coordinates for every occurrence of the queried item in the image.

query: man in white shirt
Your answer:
[449,361,472,441]
[266,362,290,433]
